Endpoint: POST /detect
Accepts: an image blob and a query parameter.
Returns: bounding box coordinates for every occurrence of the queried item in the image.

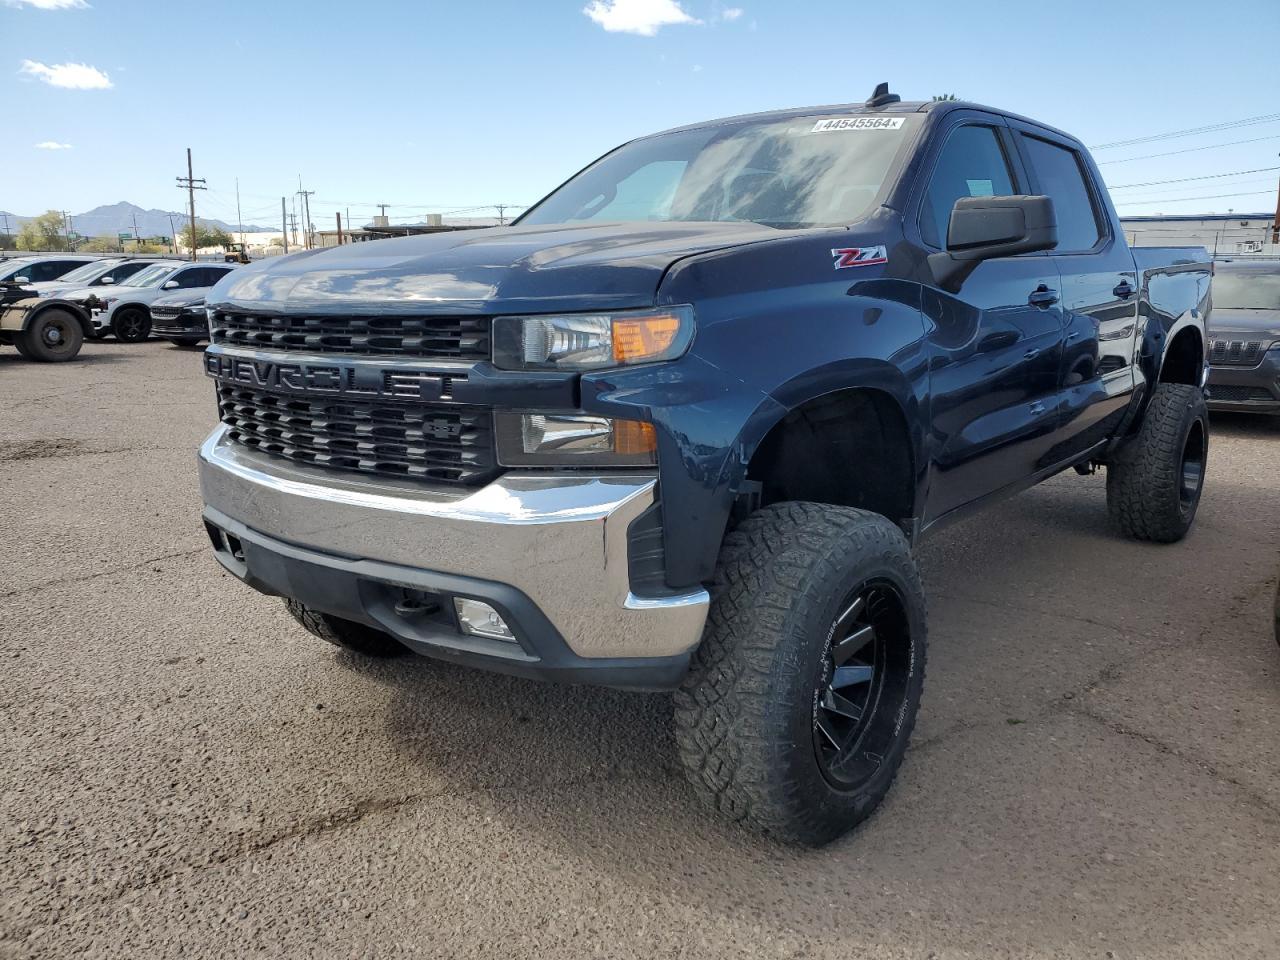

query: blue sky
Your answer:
[5,0,1279,228]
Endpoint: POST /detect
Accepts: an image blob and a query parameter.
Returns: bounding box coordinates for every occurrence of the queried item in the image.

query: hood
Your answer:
[45,285,102,303]
[152,289,210,309]
[210,220,786,315]
[1209,308,1280,341]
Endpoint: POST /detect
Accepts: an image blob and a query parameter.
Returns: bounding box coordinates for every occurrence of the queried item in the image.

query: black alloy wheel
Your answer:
[112,308,150,343]
[812,581,911,790]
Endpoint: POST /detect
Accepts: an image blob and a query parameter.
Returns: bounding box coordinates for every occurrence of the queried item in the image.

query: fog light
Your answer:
[454,598,515,641]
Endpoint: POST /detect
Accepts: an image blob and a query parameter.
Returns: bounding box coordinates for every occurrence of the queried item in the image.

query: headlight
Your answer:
[492,305,694,371]
[181,305,205,315]
[495,413,657,467]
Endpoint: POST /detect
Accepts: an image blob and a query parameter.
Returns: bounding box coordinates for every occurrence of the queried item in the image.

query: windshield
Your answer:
[55,261,115,285]
[520,114,921,230]
[122,263,178,288]
[1214,269,1280,310]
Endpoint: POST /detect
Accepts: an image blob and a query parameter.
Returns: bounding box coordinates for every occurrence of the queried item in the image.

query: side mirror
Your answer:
[14,276,29,284]
[928,195,1057,293]
[162,279,179,289]
[99,275,115,285]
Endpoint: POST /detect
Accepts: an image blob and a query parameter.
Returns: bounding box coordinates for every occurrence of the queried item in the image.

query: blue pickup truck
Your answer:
[198,86,1212,844]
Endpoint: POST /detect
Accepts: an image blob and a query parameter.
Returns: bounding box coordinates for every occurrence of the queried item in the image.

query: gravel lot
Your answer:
[2,340,1279,959]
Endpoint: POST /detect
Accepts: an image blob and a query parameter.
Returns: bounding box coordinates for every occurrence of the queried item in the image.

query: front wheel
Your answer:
[16,309,84,362]
[111,307,150,343]
[284,599,407,658]
[1106,382,1208,542]
[674,502,927,846]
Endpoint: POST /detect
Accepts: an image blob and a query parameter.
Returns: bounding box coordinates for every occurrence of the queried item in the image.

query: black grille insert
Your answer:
[211,312,490,360]
[1207,385,1274,403]
[217,384,498,485]
[1209,339,1265,367]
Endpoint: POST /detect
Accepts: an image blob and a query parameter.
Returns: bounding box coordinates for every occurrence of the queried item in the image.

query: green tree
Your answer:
[16,210,67,252]
[179,224,233,252]
[81,234,123,253]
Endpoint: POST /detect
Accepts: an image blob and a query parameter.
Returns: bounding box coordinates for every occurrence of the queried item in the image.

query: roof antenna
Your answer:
[865,82,901,108]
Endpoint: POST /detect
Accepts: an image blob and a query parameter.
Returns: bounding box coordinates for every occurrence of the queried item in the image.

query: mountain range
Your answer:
[0,201,274,238]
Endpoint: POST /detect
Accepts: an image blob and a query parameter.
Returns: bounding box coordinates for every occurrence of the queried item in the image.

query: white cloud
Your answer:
[34,141,72,149]
[3,0,89,8]
[721,7,744,20]
[583,0,700,36]
[18,59,112,89]
[692,64,703,72]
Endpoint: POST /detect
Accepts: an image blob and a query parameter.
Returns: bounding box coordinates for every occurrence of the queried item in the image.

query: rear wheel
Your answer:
[16,309,84,362]
[1106,382,1208,542]
[284,599,408,658]
[111,307,150,343]
[674,502,927,845]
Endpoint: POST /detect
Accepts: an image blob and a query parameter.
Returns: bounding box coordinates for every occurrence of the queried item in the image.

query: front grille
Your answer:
[1206,385,1274,403]
[1209,339,1266,367]
[211,311,490,360]
[151,306,181,322]
[217,384,498,485]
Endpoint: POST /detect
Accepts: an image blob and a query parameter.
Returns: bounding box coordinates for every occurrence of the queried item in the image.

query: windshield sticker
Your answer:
[832,246,888,269]
[811,117,905,133]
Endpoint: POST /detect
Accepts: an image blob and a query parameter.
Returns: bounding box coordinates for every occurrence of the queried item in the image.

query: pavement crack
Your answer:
[0,548,207,601]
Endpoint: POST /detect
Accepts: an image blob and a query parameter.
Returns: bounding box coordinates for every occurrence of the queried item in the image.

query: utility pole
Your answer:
[346,207,352,240]
[235,177,245,251]
[167,212,177,254]
[336,212,344,245]
[281,197,289,255]
[131,212,140,251]
[62,211,73,249]
[377,204,389,220]
[496,204,508,225]
[1271,161,1280,245]
[297,176,315,250]
[288,212,299,248]
[175,148,206,262]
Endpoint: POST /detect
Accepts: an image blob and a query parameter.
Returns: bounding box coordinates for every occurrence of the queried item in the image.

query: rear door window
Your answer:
[1020,136,1103,252]
[919,125,1017,248]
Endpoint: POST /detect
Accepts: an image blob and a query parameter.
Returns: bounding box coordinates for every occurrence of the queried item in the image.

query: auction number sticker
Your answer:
[811,116,905,132]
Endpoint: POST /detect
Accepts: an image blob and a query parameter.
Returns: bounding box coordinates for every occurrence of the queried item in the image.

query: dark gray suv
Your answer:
[1205,261,1280,415]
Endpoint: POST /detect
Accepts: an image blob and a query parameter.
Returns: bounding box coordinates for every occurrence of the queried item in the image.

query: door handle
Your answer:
[1028,285,1059,307]
[1113,280,1135,299]
[1024,348,1040,360]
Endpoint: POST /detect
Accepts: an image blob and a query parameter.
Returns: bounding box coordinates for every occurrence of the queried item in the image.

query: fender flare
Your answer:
[717,358,925,516]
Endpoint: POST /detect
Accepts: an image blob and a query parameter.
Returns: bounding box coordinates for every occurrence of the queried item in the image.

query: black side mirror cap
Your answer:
[928,195,1058,293]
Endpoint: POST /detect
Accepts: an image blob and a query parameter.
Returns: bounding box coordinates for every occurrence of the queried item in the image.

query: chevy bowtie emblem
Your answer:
[831,245,888,269]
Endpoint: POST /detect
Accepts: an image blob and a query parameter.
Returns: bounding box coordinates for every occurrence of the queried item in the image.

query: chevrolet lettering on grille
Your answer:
[205,352,462,402]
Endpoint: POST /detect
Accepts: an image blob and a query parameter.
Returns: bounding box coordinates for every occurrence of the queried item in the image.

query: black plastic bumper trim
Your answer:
[202,506,692,691]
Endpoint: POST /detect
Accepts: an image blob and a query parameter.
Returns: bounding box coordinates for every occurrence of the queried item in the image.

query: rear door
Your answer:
[909,112,1067,521]
[1010,123,1139,459]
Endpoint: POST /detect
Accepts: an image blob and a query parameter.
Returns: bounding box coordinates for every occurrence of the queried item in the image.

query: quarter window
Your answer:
[920,125,1016,248]
[1021,136,1102,251]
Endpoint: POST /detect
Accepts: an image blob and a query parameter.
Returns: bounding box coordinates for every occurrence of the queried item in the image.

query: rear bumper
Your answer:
[198,425,710,689]
[1206,349,1280,414]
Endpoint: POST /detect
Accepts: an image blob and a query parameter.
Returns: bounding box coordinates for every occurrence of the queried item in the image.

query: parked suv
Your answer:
[1205,260,1280,415]
[198,90,1211,844]
[32,257,174,299]
[149,290,212,346]
[90,262,236,342]
[0,255,98,284]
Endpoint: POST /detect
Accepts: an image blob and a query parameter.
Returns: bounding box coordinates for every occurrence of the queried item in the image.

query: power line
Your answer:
[1107,166,1280,190]
[1109,177,1275,199]
[1112,189,1273,206]
[1097,135,1280,165]
[1092,113,1280,150]
[175,148,207,262]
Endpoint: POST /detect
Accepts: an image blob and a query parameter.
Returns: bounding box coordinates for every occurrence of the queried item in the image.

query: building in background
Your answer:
[1120,213,1278,257]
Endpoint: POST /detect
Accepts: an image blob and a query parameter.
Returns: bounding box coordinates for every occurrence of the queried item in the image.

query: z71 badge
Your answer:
[831,246,888,269]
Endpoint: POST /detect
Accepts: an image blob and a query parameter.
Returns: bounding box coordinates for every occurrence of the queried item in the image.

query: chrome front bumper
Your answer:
[198,425,709,662]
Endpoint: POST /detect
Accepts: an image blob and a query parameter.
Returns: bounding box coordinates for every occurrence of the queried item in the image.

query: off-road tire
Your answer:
[16,309,84,362]
[674,502,927,846]
[1106,382,1208,542]
[284,599,408,658]
[111,307,150,343]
